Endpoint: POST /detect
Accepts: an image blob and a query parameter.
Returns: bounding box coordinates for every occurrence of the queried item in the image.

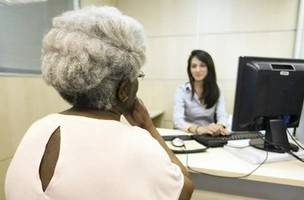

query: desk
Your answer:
[158,128,304,199]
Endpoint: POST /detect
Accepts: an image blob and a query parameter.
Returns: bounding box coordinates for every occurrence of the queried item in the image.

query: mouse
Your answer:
[171,137,185,147]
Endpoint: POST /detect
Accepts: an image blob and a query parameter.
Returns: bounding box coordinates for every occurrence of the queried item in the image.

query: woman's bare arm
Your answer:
[123,98,194,200]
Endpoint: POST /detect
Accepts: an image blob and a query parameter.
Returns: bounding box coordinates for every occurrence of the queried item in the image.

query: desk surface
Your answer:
[158,128,304,187]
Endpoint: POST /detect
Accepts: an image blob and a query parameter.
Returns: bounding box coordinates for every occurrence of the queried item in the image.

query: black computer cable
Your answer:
[182,129,303,180]
[256,130,304,163]
[182,142,269,179]
[287,150,304,163]
[284,129,304,162]
[286,129,304,151]
[254,125,303,152]
[292,127,297,137]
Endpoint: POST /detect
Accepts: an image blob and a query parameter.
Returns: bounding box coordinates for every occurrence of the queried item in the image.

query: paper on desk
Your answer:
[224,145,304,164]
[157,128,191,136]
[227,139,250,148]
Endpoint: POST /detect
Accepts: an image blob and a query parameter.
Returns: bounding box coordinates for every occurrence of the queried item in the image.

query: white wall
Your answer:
[116,0,299,128]
[295,0,304,143]
[298,105,304,143]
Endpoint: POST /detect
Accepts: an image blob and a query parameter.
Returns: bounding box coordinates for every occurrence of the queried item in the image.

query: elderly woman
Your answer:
[5,6,193,200]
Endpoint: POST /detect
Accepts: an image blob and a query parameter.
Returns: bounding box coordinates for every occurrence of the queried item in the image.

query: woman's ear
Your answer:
[117,79,130,102]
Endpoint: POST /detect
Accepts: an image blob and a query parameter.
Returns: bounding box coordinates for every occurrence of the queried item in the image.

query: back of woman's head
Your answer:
[187,50,219,108]
[41,6,146,110]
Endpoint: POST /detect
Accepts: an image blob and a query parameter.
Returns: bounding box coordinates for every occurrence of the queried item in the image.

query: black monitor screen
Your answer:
[232,56,304,153]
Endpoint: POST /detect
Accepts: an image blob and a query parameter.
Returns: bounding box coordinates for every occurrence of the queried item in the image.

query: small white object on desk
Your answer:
[171,138,185,147]
[226,139,250,148]
[224,140,304,164]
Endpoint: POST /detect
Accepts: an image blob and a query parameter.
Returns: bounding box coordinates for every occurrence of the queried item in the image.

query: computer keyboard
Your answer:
[192,132,261,147]
[162,134,192,141]
[162,131,261,148]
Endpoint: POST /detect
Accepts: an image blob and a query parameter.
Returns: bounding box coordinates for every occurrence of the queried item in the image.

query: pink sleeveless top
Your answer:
[5,114,183,200]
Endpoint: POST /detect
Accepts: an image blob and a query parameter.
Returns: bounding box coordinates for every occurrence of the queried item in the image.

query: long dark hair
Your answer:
[187,50,219,109]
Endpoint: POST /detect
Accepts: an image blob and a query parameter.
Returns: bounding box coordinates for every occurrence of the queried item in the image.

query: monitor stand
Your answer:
[249,119,299,153]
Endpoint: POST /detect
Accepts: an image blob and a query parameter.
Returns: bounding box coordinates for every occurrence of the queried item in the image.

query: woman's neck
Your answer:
[193,81,203,98]
[193,80,203,89]
[60,107,121,121]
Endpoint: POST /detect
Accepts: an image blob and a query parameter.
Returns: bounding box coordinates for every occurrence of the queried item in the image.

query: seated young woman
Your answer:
[173,50,228,136]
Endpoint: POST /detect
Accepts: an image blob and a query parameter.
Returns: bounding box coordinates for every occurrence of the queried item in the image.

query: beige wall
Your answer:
[116,0,299,128]
[0,77,69,199]
[81,0,117,7]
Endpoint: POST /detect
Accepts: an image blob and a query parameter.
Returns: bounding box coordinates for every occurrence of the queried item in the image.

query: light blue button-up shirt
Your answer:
[173,82,228,130]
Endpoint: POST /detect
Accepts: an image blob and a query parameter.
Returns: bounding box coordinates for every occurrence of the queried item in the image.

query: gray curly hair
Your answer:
[41,6,146,110]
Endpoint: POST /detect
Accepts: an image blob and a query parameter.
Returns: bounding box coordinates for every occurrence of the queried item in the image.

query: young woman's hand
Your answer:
[123,98,154,129]
[195,125,212,134]
[196,123,228,135]
[216,123,229,135]
[207,123,228,135]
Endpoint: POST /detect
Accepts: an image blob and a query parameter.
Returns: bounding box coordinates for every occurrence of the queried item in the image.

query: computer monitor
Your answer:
[232,56,304,153]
